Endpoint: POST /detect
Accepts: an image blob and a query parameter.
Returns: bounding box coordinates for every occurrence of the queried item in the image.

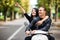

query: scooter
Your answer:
[31,30,51,40]
[24,22,54,40]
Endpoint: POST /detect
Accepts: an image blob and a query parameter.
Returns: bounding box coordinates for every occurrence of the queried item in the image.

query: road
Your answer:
[0,17,60,40]
[0,18,28,40]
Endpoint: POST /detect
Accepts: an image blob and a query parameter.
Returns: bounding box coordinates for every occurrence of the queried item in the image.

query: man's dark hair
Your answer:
[39,6,47,11]
[39,6,48,16]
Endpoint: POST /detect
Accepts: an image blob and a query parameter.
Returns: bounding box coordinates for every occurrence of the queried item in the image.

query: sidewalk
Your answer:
[49,25,60,40]
[52,19,60,27]
[0,17,28,26]
[0,21,5,25]
[51,19,60,34]
[49,19,60,40]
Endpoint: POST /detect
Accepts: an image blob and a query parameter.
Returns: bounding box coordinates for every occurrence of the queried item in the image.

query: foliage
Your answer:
[0,15,4,20]
[58,13,60,18]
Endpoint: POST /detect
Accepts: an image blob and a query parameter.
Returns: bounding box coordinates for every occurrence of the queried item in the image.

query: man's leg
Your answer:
[25,36,32,40]
[47,35,55,40]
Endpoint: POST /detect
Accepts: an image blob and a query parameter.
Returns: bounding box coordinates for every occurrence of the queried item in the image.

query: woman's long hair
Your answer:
[31,8,38,19]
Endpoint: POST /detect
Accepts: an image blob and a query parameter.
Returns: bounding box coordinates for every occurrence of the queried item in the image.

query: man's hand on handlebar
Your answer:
[31,30,37,34]
[25,31,31,36]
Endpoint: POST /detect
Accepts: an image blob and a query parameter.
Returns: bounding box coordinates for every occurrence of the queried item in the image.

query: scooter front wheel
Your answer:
[31,34,48,40]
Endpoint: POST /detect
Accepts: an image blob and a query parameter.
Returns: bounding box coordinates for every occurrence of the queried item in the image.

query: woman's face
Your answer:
[31,9,36,16]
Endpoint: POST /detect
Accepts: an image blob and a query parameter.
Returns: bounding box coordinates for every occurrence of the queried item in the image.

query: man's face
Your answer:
[38,7,46,17]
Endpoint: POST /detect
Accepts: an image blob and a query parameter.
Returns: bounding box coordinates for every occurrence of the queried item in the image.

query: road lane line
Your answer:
[7,25,25,40]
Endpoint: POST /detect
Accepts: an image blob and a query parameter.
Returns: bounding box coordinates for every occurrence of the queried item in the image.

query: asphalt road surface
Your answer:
[0,18,60,40]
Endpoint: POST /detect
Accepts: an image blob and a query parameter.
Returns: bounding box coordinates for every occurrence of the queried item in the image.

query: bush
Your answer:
[58,13,60,19]
[0,15,4,21]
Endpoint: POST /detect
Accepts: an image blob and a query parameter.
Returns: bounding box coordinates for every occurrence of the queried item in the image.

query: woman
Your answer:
[15,3,38,23]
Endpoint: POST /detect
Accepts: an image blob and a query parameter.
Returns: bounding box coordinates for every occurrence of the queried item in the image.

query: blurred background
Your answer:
[0,0,60,22]
[0,0,60,40]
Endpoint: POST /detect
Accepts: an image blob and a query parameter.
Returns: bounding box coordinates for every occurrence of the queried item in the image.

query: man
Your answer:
[25,6,52,40]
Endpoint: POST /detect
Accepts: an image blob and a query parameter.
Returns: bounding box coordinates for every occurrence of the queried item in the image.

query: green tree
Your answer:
[36,0,60,22]
[36,0,51,17]
[0,0,30,21]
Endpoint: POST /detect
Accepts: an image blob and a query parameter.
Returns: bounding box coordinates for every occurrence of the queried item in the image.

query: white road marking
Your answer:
[7,25,25,40]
